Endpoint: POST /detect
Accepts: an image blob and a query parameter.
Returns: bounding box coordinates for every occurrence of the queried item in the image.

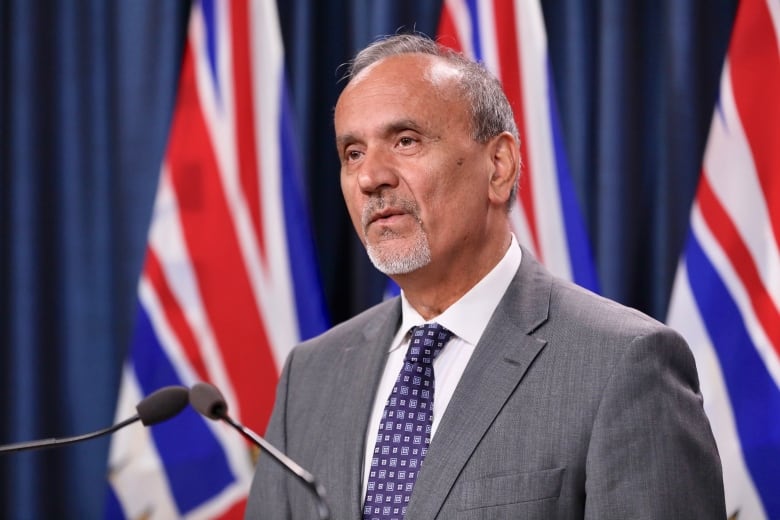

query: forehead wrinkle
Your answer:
[337,117,435,146]
[336,55,458,146]
[384,118,425,136]
[335,132,358,149]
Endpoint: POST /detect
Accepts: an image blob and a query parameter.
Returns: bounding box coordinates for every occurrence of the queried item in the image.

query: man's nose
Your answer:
[357,147,399,193]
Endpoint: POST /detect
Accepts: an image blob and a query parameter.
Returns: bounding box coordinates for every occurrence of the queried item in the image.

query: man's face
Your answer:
[334,54,494,278]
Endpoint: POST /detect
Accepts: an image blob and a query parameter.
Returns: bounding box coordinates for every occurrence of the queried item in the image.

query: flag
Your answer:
[666,0,780,518]
[437,0,599,291]
[105,0,328,517]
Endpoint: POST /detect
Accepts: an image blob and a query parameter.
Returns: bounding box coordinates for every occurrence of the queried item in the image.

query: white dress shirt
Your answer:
[361,235,522,498]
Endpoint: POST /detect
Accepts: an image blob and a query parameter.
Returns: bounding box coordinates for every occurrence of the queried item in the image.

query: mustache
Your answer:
[361,195,420,230]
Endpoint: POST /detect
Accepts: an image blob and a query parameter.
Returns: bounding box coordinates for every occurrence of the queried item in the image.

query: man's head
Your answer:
[334,34,520,294]
[345,34,520,155]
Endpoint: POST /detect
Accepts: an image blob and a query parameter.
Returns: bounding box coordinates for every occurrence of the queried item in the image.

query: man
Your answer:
[246,34,725,519]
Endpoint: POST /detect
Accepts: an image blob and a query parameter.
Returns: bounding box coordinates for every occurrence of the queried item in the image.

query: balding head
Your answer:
[342,34,521,210]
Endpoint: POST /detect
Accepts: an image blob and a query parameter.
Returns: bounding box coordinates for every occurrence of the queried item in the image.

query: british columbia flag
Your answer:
[104,0,328,517]
[437,0,599,290]
[666,0,780,518]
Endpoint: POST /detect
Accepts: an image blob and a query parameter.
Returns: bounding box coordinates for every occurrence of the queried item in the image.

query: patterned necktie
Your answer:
[363,322,454,520]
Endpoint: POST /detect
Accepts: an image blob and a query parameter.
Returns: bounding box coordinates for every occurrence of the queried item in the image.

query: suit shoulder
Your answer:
[294,297,400,356]
[548,277,669,338]
[530,275,699,393]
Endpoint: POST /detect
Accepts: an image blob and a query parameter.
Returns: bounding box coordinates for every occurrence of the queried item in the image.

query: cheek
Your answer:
[339,169,351,195]
[341,177,365,230]
[428,162,487,224]
[340,172,358,208]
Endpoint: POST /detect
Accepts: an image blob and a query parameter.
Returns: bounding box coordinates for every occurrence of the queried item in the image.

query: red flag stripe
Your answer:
[698,173,780,357]
[216,497,246,520]
[491,0,543,259]
[229,0,266,263]
[167,42,278,434]
[728,0,780,250]
[436,6,463,53]
[144,247,209,383]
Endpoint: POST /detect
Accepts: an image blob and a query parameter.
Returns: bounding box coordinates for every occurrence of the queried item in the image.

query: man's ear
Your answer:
[488,132,520,206]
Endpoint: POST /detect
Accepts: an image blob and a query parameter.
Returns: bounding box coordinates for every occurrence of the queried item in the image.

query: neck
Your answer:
[393,231,511,320]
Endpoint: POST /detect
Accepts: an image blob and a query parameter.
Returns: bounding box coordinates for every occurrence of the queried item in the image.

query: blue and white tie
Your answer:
[362,322,454,520]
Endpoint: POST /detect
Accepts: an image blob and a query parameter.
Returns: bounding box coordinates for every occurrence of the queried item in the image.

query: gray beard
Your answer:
[365,227,432,275]
[361,194,432,275]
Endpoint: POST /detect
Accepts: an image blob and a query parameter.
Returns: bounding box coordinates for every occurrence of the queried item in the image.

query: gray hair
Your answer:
[344,33,520,207]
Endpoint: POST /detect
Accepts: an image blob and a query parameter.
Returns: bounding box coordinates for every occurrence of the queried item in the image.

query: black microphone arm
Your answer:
[0,385,190,454]
[189,382,331,520]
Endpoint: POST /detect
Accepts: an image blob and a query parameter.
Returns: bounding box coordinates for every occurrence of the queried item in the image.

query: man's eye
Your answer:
[398,136,416,147]
[346,150,363,161]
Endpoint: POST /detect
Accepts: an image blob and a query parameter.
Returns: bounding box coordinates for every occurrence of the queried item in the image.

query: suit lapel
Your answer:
[406,251,552,518]
[321,300,401,520]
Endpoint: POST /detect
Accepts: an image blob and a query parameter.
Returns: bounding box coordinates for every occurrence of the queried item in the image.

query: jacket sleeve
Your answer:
[584,326,726,519]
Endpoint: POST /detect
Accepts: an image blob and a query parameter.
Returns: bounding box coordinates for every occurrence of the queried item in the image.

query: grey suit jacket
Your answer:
[245,251,725,519]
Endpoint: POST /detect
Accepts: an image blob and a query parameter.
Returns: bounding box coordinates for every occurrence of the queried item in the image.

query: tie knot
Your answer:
[405,322,453,364]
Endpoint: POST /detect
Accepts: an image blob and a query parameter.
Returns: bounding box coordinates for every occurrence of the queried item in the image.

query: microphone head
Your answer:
[136,385,190,426]
[189,382,229,420]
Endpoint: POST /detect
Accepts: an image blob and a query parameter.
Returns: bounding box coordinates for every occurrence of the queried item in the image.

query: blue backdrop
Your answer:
[0,0,736,517]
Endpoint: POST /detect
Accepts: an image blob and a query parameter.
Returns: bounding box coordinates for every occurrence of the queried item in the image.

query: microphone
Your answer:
[189,382,331,520]
[0,385,190,454]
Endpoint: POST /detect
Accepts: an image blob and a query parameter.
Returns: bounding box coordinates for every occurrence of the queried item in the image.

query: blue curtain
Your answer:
[0,1,189,517]
[543,0,737,318]
[0,0,736,518]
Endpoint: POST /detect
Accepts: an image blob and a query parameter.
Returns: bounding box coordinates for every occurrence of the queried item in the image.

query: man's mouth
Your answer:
[368,208,407,226]
[361,196,419,234]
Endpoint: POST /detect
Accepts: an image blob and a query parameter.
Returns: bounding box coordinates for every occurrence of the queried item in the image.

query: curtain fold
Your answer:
[543,0,737,317]
[1,1,189,517]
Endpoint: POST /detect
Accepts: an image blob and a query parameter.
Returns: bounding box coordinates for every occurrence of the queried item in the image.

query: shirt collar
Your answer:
[391,234,522,350]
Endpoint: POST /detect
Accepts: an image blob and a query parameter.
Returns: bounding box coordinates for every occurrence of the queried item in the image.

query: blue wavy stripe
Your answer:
[545,61,600,293]
[686,232,780,518]
[279,77,330,340]
[465,0,483,61]
[102,483,126,520]
[200,0,220,101]
[130,303,236,514]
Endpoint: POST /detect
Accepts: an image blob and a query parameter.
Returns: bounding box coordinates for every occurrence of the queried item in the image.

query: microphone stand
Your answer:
[0,385,189,455]
[0,416,139,454]
[220,414,331,520]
